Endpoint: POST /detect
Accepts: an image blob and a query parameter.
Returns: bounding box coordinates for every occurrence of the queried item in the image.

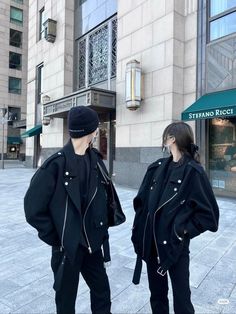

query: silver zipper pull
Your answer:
[88,246,92,254]
[157,256,160,264]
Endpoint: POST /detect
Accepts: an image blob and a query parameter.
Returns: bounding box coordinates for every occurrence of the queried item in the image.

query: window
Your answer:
[36,64,44,103]
[10,7,23,26]
[9,52,22,70]
[88,25,109,85]
[209,117,236,196]
[210,0,236,17]
[12,0,24,4]
[9,29,22,48]
[76,17,117,89]
[111,19,117,78]
[39,7,45,40]
[8,77,21,94]
[210,12,236,40]
[209,0,236,41]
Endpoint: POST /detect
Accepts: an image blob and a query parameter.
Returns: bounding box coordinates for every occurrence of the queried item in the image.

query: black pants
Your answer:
[146,243,194,314]
[51,246,111,314]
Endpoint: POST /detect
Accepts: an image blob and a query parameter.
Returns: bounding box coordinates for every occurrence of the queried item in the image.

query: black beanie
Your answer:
[68,106,99,138]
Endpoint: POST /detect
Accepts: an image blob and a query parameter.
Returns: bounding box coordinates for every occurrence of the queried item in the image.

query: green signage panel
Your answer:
[182,89,236,121]
[182,107,236,120]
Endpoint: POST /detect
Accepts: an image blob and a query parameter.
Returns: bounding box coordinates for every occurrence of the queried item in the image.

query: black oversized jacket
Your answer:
[131,155,219,283]
[24,140,125,264]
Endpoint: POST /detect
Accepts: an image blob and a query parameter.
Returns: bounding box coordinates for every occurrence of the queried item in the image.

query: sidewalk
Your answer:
[0,167,236,313]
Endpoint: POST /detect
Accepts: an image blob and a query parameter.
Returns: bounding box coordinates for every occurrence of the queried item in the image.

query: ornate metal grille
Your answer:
[88,25,108,85]
[78,38,86,89]
[111,18,117,78]
[76,16,117,90]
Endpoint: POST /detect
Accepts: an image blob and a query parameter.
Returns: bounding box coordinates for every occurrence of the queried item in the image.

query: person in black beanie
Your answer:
[24,106,126,314]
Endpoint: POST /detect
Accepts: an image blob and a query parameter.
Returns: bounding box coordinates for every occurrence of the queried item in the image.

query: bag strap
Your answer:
[132,255,143,285]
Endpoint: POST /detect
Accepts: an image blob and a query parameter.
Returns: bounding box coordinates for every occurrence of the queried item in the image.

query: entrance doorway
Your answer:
[94,112,115,176]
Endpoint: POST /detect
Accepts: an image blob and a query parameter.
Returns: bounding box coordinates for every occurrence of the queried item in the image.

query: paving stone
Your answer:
[12,294,55,313]
[0,168,236,313]
[0,301,11,313]
[191,246,224,267]
[190,261,212,288]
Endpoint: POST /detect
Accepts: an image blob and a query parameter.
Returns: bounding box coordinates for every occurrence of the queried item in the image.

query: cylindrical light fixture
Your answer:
[125,60,142,110]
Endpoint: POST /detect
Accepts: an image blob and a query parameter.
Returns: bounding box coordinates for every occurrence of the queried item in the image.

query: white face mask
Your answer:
[163,143,171,154]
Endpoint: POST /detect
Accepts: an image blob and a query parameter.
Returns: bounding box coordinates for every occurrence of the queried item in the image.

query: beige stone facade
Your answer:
[26,0,74,165]
[0,0,28,160]
[116,0,198,149]
[25,0,199,187]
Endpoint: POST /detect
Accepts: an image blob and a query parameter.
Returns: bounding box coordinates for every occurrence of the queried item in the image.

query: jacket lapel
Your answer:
[86,148,98,208]
[62,140,82,211]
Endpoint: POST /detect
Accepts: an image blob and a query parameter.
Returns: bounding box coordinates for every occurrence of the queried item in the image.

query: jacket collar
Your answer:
[148,155,191,212]
[62,140,98,176]
[61,140,98,211]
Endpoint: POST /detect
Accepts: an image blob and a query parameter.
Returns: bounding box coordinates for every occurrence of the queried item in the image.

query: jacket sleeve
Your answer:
[133,169,152,211]
[185,170,219,239]
[24,167,60,246]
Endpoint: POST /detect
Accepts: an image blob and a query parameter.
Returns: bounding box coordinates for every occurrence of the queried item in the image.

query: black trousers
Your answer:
[51,245,111,314]
[146,242,195,314]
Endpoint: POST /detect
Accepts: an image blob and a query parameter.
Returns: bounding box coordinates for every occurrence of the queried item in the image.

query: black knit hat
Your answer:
[68,106,99,138]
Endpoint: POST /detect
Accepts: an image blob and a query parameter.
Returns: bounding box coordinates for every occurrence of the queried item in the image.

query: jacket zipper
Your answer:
[174,223,183,241]
[142,212,150,257]
[153,193,178,264]
[83,187,98,254]
[61,195,68,251]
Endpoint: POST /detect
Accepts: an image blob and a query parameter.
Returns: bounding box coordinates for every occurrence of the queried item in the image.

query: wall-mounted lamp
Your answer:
[125,60,142,111]
[42,95,51,103]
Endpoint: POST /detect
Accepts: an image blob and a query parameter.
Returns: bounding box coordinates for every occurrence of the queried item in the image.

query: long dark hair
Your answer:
[162,122,200,163]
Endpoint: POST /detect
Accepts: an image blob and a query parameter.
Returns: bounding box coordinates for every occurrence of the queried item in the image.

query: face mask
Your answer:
[163,143,171,154]
[89,133,97,146]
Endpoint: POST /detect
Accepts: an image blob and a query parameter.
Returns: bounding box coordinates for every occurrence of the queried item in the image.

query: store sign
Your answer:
[186,107,236,120]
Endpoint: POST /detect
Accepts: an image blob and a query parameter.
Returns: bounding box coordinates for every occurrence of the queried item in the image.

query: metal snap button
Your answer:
[163,240,167,244]
[65,171,69,175]
[65,182,68,186]
[58,152,62,155]
[100,221,103,226]
[174,188,177,191]
[178,179,181,183]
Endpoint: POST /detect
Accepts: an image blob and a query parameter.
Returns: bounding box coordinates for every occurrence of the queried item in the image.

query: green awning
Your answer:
[7,136,22,144]
[21,125,42,138]
[182,89,236,121]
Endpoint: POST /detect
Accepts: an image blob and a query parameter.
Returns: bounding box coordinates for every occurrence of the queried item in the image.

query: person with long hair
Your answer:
[131,121,219,314]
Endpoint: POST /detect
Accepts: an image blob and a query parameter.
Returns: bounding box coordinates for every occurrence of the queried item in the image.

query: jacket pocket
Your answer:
[94,218,108,228]
[173,224,184,242]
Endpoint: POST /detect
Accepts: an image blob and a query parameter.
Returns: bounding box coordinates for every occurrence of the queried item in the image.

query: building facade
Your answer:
[26,0,236,197]
[0,0,28,161]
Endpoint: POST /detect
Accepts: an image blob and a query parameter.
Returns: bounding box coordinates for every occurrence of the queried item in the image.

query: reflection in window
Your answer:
[209,118,236,194]
[10,6,23,26]
[8,77,21,94]
[9,52,22,70]
[9,29,22,48]
[210,11,236,40]
[88,25,108,85]
[210,0,236,17]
